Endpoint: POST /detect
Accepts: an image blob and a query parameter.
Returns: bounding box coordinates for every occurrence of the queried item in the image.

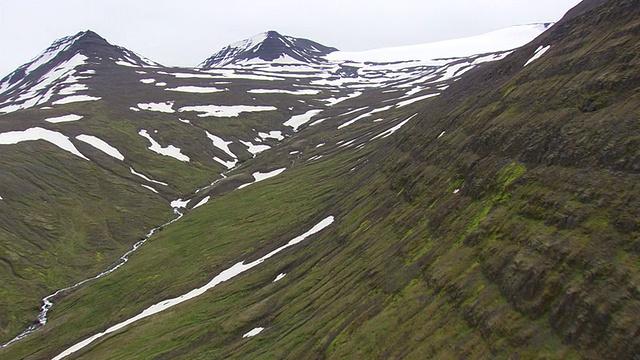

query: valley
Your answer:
[0,1,638,358]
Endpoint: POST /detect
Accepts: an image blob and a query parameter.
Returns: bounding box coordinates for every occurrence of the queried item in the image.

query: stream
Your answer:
[0,208,184,349]
[1,167,297,357]
[0,171,237,349]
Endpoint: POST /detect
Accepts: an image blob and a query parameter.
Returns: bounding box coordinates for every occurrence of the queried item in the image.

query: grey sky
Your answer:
[0,0,582,77]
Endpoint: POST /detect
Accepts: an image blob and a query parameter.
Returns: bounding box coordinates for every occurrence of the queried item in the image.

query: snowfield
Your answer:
[327,24,551,64]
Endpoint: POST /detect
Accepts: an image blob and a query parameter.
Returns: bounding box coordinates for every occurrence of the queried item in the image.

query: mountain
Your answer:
[1,1,638,358]
[197,30,338,67]
[0,30,160,114]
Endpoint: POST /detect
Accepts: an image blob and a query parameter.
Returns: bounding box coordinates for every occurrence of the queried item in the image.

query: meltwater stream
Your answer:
[0,209,185,349]
[0,171,241,349]
[53,216,334,360]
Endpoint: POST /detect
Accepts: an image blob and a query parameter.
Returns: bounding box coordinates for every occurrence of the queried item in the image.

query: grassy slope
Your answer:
[0,146,361,359]
[0,139,173,343]
[0,98,224,342]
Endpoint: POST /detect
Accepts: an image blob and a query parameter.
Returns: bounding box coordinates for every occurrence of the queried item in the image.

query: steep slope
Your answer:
[357,0,640,357]
[197,30,338,67]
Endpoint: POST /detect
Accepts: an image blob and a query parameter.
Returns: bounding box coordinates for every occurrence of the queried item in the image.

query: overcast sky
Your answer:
[0,0,582,77]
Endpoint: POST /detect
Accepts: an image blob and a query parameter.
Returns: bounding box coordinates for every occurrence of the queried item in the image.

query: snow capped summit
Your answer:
[0,30,161,114]
[227,32,270,53]
[197,30,338,68]
[0,31,85,94]
[0,30,160,95]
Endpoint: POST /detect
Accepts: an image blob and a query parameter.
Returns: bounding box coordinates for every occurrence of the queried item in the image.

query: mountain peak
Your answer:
[198,31,338,68]
[0,29,160,112]
[76,29,107,41]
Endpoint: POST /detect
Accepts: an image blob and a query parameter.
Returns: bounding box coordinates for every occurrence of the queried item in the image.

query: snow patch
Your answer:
[258,131,284,141]
[165,86,226,93]
[283,109,323,132]
[406,86,425,97]
[372,114,418,140]
[179,105,277,117]
[24,34,80,76]
[247,89,320,95]
[137,101,175,113]
[243,327,265,338]
[138,129,189,162]
[524,45,551,67]
[324,91,362,106]
[238,168,286,189]
[58,83,88,95]
[213,157,237,169]
[52,95,101,105]
[192,196,210,209]
[240,140,270,155]
[76,134,125,161]
[115,60,139,67]
[397,93,439,108]
[205,131,236,159]
[337,106,392,129]
[327,24,551,63]
[45,114,83,123]
[0,53,89,112]
[141,184,158,194]
[0,127,89,160]
[130,167,168,186]
[171,199,190,208]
